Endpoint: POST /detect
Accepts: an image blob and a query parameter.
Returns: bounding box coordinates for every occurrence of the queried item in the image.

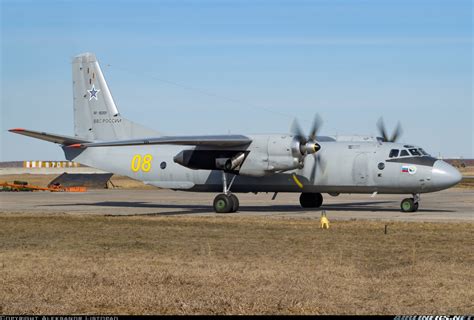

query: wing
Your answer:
[9,128,90,145]
[68,135,252,148]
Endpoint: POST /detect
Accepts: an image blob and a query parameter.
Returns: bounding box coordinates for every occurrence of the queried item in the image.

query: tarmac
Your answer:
[0,188,472,222]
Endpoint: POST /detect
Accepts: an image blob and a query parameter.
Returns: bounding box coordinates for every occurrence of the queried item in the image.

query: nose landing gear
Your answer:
[213,172,239,213]
[400,194,420,212]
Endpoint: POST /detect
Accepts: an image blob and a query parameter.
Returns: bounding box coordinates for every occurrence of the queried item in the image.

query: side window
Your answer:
[409,148,421,156]
[400,150,409,157]
[389,149,399,158]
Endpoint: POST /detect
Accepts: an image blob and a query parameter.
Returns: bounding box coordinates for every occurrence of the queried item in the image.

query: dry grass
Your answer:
[0,215,472,315]
[458,177,474,188]
[456,166,474,176]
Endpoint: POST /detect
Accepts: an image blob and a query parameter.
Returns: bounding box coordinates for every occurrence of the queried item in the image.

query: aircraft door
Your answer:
[353,153,369,185]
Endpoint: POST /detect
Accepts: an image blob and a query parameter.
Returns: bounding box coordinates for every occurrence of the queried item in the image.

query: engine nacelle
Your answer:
[173,134,317,177]
[238,135,302,177]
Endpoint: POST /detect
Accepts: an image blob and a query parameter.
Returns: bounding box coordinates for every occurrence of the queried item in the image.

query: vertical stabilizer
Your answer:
[72,53,159,141]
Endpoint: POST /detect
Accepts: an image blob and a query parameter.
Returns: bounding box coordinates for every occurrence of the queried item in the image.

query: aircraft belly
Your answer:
[187,169,381,193]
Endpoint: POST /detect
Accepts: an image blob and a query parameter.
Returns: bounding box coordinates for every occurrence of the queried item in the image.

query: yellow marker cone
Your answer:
[320,210,329,229]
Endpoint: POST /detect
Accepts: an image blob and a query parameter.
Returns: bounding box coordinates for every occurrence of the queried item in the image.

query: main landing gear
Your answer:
[213,172,239,213]
[299,192,323,208]
[400,194,420,212]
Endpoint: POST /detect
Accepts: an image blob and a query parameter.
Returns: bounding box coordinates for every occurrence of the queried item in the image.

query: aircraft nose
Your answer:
[431,160,462,189]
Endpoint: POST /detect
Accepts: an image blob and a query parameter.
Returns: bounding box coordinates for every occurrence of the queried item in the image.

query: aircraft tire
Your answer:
[229,194,239,212]
[299,193,323,208]
[413,202,419,212]
[213,194,233,213]
[400,198,416,212]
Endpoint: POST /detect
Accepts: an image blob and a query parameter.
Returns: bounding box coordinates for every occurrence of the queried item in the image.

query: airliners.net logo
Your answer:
[395,316,472,320]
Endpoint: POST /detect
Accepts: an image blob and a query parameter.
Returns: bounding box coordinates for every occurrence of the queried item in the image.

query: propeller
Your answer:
[290,114,323,183]
[377,117,402,142]
[290,114,323,156]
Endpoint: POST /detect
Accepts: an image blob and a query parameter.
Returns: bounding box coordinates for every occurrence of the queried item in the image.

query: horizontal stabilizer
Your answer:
[69,135,252,148]
[9,128,90,146]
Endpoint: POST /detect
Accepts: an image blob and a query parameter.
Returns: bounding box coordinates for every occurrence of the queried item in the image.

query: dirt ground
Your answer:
[0,215,472,315]
[0,174,155,190]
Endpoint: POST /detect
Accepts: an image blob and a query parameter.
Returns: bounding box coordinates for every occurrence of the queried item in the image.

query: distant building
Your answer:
[23,161,81,168]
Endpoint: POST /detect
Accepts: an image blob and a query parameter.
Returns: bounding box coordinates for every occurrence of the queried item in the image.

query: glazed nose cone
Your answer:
[431,160,462,189]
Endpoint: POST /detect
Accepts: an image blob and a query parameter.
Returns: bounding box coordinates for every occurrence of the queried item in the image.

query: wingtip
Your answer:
[9,128,25,132]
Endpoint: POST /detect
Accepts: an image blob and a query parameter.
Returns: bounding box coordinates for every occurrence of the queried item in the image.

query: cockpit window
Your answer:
[389,149,399,158]
[409,148,421,156]
[400,150,409,157]
[418,148,429,156]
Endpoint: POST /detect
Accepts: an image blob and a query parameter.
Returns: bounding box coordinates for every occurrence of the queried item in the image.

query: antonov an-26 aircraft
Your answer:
[10,53,462,213]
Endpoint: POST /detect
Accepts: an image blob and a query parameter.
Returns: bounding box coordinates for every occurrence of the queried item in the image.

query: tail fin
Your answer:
[72,53,159,141]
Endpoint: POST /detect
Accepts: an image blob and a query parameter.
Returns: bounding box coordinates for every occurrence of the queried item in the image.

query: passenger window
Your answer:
[409,148,421,156]
[389,149,399,158]
[400,150,409,157]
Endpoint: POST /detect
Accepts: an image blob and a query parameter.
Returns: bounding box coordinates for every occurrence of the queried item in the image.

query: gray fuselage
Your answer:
[64,134,462,195]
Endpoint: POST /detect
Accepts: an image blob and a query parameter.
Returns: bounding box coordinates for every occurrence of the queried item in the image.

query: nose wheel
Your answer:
[400,194,420,212]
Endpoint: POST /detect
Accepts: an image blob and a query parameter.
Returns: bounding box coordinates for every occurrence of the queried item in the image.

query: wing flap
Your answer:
[74,135,252,148]
[9,128,90,146]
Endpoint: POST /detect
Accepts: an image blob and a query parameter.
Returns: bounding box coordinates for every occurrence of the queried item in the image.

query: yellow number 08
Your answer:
[131,154,153,172]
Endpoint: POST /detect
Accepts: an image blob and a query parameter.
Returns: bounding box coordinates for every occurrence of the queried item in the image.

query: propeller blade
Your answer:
[377,117,403,142]
[310,154,317,183]
[376,117,389,142]
[310,153,326,184]
[308,114,323,141]
[290,119,306,142]
[390,121,403,142]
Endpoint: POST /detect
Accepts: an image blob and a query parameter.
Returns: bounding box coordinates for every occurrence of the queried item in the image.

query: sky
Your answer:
[1,0,472,161]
